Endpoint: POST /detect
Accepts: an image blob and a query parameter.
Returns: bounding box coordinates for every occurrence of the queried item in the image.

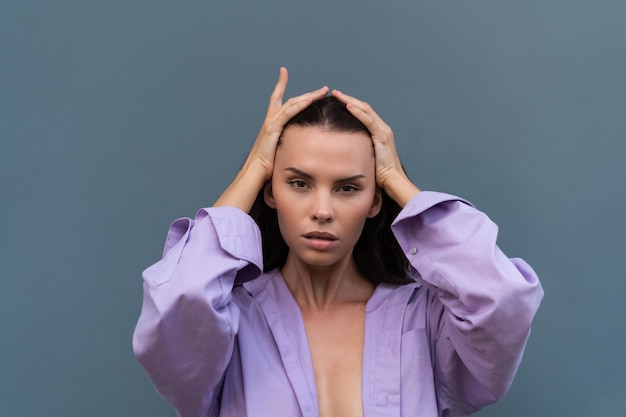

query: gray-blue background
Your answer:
[2,1,624,416]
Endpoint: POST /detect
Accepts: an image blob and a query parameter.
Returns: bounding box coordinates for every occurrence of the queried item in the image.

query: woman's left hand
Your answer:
[332,89,420,207]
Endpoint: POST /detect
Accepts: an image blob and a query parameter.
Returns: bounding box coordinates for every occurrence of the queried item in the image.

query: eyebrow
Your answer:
[284,167,367,183]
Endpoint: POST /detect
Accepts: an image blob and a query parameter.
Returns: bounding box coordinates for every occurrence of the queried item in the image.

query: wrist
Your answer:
[237,160,270,185]
[382,173,420,208]
[213,163,269,212]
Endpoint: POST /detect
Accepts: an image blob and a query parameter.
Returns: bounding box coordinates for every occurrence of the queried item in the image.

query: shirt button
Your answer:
[410,247,417,255]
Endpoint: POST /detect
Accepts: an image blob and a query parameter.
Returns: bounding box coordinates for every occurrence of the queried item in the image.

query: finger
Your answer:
[332,89,377,114]
[334,90,388,136]
[345,101,377,129]
[283,86,329,110]
[267,67,289,116]
[332,89,386,129]
[267,86,329,128]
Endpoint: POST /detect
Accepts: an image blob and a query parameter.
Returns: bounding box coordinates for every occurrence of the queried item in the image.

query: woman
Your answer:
[133,68,543,417]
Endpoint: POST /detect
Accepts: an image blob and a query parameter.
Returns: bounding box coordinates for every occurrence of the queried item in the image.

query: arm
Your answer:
[132,207,263,417]
[133,69,328,416]
[392,192,543,412]
[333,90,543,411]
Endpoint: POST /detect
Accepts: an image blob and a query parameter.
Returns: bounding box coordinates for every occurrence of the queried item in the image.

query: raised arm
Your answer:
[392,193,543,412]
[333,89,543,412]
[133,69,328,417]
[133,207,264,417]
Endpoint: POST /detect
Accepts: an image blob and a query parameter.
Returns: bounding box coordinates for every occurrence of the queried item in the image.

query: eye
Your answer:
[338,184,360,193]
[288,179,308,189]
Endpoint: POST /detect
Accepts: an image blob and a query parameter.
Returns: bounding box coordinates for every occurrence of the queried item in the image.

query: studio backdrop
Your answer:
[1,1,625,416]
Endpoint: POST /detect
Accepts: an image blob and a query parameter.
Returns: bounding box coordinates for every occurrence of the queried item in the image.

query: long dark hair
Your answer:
[249,96,413,285]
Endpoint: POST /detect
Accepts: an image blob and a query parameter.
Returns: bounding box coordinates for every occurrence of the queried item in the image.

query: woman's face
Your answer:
[265,126,381,268]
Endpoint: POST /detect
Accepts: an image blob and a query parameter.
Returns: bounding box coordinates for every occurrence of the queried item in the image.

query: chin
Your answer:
[288,248,351,269]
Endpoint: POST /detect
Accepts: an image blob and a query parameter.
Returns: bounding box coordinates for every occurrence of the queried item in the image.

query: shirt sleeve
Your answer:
[132,206,263,417]
[391,191,544,413]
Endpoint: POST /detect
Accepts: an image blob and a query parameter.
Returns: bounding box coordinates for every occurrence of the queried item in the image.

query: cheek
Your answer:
[338,200,373,231]
[273,200,300,239]
[348,212,369,234]
[272,190,297,220]
[345,190,377,217]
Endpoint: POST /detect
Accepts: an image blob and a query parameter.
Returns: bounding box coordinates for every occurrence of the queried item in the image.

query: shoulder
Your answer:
[233,269,283,307]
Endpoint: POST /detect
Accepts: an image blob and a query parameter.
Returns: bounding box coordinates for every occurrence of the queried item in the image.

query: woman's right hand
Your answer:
[244,67,329,181]
[213,68,328,212]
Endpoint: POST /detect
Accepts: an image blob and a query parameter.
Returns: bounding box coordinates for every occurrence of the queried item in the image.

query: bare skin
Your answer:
[268,125,379,416]
[300,293,371,417]
[214,68,420,417]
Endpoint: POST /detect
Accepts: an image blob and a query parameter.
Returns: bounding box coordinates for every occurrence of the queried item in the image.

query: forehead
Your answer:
[276,126,374,171]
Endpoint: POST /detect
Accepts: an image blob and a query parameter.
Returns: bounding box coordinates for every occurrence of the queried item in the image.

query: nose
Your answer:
[311,192,334,223]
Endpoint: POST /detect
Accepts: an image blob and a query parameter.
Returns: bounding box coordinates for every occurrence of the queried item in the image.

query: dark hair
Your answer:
[249,96,413,285]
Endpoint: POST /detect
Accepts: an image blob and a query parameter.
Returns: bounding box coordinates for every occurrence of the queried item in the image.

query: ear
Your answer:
[367,187,383,218]
[263,181,277,208]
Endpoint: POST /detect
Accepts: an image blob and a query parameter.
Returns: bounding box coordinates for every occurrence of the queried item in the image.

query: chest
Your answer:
[301,306,366,417]
[234,280,433,416]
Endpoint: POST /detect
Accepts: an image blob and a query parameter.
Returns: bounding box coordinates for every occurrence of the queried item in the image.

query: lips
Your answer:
[302,231,338,251]
[303,231,337,241]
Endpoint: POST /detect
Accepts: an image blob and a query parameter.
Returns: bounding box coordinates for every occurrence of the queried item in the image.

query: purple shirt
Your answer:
[133,191,543,417]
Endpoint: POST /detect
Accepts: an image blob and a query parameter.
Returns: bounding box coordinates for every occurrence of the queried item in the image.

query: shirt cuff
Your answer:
[392,191,472,225]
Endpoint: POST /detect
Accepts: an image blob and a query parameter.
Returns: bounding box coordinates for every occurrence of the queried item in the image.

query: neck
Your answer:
[280,252,375,310]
